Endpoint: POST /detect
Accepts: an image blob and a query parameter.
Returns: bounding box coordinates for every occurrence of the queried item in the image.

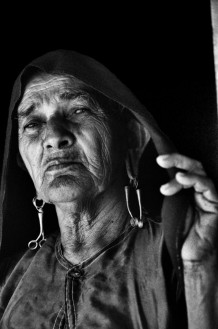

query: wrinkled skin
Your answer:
[157,154,218,263]
[18,73,130,263]
[18,73,218,266]
[157,154,218,328]
[18,75,127,205]
[17,71,218,328]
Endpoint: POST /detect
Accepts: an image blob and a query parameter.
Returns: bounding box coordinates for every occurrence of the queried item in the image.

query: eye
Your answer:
[66,107,91,119]
[73,107,89,115]
[24,121,43,131]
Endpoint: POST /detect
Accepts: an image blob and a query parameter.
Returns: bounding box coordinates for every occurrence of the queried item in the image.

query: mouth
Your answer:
[45,159,82,174]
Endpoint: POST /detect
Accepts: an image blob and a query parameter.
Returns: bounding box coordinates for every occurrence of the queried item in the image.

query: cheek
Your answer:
[81,122,112,167]
[19,139,43,188]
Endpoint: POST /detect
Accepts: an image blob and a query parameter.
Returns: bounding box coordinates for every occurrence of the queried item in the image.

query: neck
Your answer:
[55,184,129,265]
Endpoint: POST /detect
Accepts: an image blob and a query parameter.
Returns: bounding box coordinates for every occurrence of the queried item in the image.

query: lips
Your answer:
[45,158,81,173]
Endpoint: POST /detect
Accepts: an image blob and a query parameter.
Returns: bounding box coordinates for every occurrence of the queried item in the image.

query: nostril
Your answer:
[44,137,73,149]
[43,127,74,149]
[59,140,71,149]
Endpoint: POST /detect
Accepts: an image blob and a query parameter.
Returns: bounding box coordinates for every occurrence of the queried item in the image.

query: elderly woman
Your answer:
[0,50,217,329]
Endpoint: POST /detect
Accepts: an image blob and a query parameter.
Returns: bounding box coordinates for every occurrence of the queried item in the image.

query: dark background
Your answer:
[1,1,217,184]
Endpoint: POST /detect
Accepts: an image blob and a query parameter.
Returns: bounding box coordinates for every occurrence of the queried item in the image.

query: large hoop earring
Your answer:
[125,178,144,228]
[28,197,46,250]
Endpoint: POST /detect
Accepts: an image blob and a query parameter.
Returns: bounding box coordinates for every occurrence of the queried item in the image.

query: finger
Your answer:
[176,172,218,202]
[160,178,183,196]
[156,153,206,175]
[195,193,218,213]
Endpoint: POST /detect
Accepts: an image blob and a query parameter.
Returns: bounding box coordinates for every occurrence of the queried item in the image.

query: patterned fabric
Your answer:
[0,221,171,329]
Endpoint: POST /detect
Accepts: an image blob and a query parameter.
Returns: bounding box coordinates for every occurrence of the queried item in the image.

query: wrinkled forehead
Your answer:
[24,73,85,93]
[19,73,87,110]
[17,72,127,123]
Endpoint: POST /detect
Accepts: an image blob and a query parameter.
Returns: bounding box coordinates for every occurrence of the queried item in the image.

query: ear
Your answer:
[126,118,150,180]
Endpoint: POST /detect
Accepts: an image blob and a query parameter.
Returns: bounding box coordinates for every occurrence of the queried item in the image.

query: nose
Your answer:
[43,120,75,150]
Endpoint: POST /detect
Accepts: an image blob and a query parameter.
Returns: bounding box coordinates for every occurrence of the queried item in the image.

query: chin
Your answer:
[41,175,93,204]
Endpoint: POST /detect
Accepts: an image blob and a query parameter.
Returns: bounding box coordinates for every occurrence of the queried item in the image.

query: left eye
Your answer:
[73,108,88,114]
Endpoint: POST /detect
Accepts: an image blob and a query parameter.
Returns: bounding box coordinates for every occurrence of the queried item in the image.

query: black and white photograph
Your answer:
[0,1,217,328]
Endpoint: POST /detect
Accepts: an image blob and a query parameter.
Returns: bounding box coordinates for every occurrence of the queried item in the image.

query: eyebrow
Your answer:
[17,104,37,119]
[17,90,93,119]
[59,91,83,101]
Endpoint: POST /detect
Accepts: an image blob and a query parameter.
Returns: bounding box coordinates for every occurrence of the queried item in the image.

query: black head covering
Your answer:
[0,49,192,282]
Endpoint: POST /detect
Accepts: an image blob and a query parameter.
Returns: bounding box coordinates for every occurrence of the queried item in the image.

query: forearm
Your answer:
[183,256,218,329]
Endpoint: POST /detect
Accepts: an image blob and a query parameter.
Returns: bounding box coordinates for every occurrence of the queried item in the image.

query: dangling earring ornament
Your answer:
[125,178,144,228]
[28,197,46,250]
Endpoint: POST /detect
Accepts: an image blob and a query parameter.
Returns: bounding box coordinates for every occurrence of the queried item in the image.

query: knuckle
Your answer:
[173,153,182,166]
[190,160,204,173]
[195,160,203,170]
[193,159,200,167]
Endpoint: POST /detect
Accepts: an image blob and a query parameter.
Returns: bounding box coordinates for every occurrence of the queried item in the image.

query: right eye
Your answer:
[24,121,43,131]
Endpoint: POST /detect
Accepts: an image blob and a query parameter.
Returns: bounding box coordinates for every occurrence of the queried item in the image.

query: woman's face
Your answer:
[18,73,127,204]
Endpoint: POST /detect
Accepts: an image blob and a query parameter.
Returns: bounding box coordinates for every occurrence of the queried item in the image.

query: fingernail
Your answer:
[160,183,170,190]
[159,154,169,161]
[176,172,185,177]
[157,155,169,162]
